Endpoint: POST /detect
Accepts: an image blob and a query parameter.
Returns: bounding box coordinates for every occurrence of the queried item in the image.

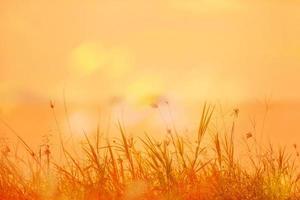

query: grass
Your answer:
[0,103,300,200]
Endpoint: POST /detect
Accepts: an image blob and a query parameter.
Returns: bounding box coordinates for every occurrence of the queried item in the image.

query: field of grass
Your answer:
[0,104,300,200]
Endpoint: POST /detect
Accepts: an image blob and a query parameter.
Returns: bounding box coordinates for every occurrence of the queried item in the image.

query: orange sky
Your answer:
[1,0,300,146]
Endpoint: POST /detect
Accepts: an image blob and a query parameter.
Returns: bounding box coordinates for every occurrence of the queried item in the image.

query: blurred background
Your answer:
[0,0,300,147]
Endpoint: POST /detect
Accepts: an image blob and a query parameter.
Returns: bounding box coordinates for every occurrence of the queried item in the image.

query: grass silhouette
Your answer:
[0,103,299,200]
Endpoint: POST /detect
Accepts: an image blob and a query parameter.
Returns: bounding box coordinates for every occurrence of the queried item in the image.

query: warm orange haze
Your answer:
[1,0,300,144]
[1,1,300,200]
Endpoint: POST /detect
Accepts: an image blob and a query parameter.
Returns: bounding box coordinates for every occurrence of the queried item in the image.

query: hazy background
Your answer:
[1,0,300,147]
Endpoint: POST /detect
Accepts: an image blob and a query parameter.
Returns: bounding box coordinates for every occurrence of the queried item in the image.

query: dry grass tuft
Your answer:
[0,103,300,200]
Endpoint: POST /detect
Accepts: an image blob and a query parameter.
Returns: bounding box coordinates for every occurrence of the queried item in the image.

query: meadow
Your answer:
[0,103,299,200]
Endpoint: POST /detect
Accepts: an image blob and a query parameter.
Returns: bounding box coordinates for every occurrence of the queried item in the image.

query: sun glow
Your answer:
[69,42,134,78]
[69,43,107,75]
[126,77,165,107]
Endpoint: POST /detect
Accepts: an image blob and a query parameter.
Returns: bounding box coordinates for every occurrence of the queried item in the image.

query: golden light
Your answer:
[69,42,133,78]
[69,42,107,75]
[126,77,165,107]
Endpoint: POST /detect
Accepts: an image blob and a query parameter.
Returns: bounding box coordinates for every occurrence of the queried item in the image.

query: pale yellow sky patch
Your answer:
[69,42,108,75]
